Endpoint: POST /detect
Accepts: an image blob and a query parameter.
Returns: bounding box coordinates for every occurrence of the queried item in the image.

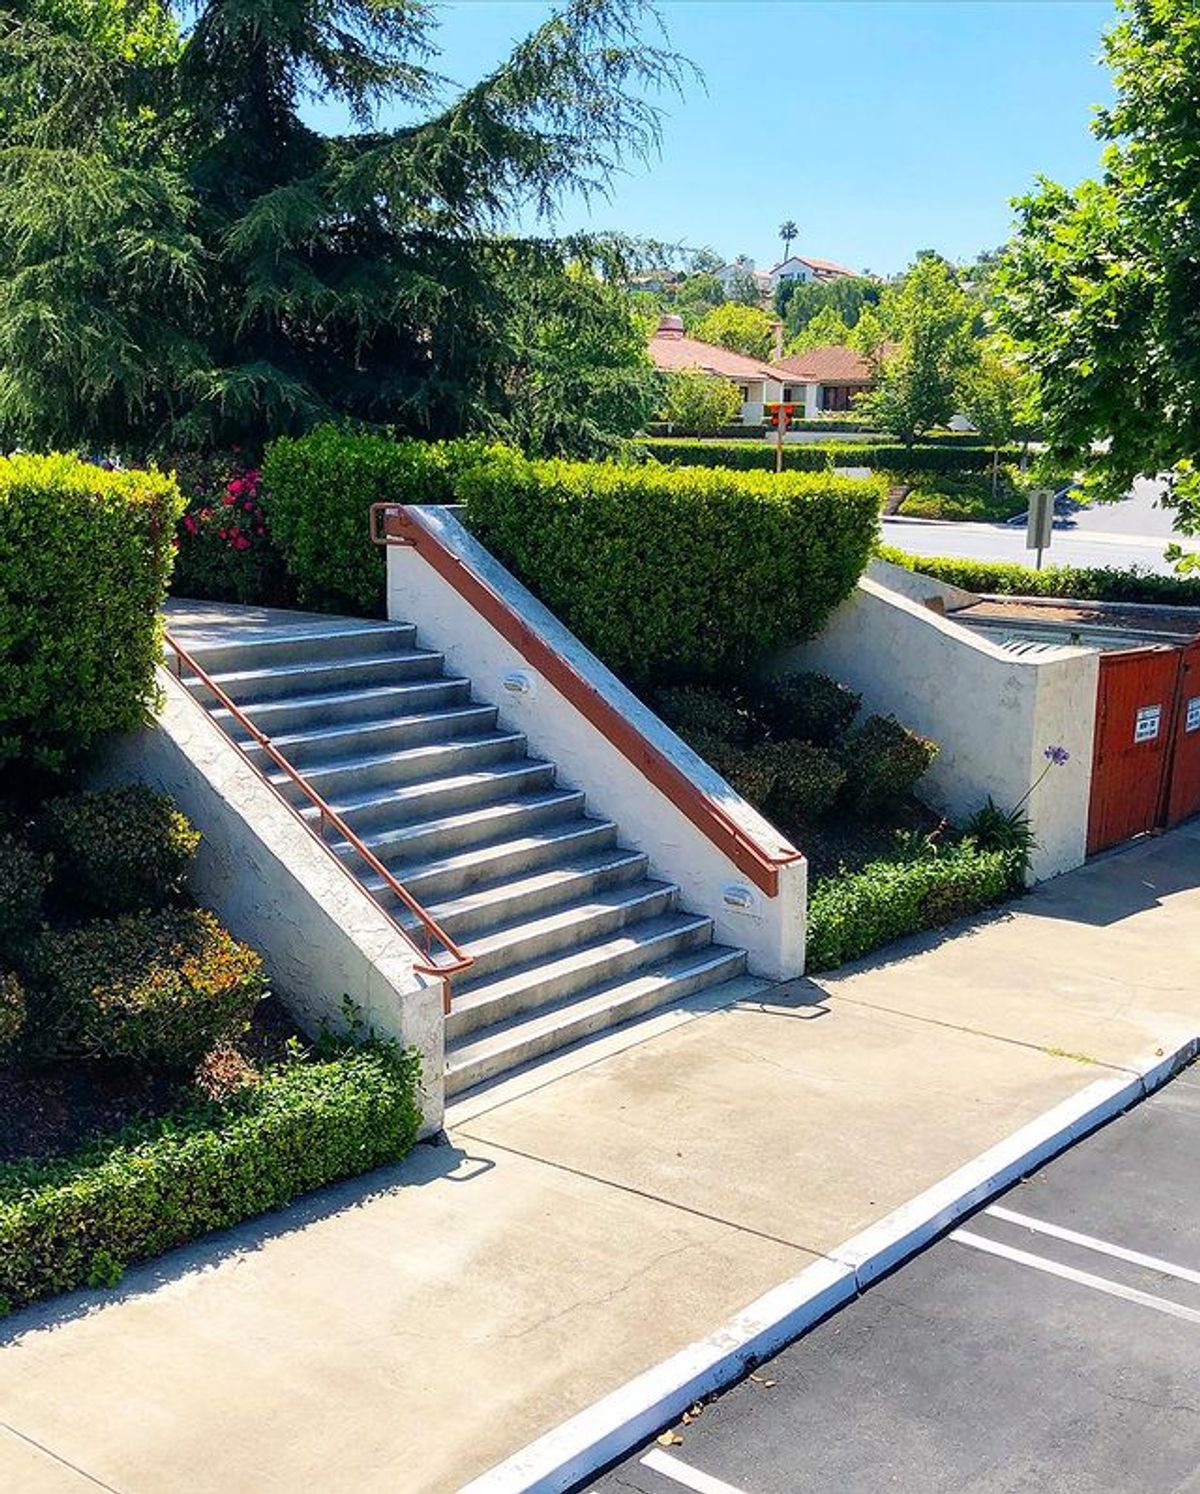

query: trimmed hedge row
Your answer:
[806,843,1021,973]
[0,453,182,770]
[461,449,883,685]
[642,438,1019,477]
[262,427,493,614]
[876,545,1200,607]
[645,423,766,440]
[0,1044,422,1313]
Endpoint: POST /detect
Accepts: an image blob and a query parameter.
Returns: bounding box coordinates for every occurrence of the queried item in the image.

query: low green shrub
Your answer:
[27,909,265,1069]
[0,833,51,955]
[462,449,882,686]
[688,733,777,805]
[750,670,861,746]
[805,842,1020,972]
[0,454,182,770]
[645,422,765,440]
[0,1043,421,1312]
[654,685,753,747]
[897,471,1028,523]
[840,715,938,815]
[40,786,201,916]
[876,545,1200,607]
[0,972,25,1053]
[757,741,847,826]
[642,438,1019,477]
[263,428,493,614]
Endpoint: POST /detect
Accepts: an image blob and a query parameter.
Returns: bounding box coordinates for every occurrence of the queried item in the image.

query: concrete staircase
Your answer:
[177,618,749,1095]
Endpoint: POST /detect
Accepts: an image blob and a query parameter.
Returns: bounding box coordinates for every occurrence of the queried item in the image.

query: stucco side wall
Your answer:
[778,578,1098,882]
[89,669,446,1134]
[387,509,807,980]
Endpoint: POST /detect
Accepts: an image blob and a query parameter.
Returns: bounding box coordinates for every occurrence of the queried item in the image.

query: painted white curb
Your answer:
[458,1037,1199,1494]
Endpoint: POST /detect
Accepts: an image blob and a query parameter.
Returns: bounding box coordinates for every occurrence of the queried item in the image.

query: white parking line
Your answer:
[986,1204,1200,1288]
[640,1447,751,1494]
[951,1229,1200,1324]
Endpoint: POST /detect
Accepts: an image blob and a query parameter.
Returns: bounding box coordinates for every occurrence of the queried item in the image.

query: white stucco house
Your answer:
[648,316,788,424]
[766,255,860,290]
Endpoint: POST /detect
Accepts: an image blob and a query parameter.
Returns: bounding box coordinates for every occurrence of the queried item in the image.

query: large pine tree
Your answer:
[0,0,679,456]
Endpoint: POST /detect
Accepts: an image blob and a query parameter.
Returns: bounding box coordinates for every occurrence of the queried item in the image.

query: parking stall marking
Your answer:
[640,1448,752,1494]
[985,1204,1200,1288]
[950,1229,1200,1325]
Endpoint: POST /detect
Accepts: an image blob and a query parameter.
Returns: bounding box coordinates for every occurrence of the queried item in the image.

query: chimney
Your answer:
[655,314,685,340]
[772,320,784,360]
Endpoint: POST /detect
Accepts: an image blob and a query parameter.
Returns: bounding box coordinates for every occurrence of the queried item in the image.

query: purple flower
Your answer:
[1043,745,1070,766]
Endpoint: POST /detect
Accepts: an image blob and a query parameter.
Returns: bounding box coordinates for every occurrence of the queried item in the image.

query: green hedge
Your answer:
[806,843,1021,973]
[877,545,1200,607]
[0,1044,421,1313]
[0,454,182,770]
[642,438,1019,477]
[263,428,493,615]
[461,449,882,685]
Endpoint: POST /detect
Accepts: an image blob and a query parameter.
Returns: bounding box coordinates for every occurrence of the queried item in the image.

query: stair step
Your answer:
[209,677,471,734]
[332,788,589,870]
[364,818,620,908]
[298,759,557,835]
[268,731,528,799]
[409,848,649,941]
[455,880,676,983]
[445,949,749,1096]
[177,622,418,677]
[241,704,500,767]
[186,648,445,705]
[446,911,714,1040]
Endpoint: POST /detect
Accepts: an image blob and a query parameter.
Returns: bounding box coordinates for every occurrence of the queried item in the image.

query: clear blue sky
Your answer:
[309,0,1117,275]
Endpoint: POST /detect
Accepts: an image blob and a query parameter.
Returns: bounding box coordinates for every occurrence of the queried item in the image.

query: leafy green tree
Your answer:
[672,271,725,326]
[956,340,1040,495]
[0,0,686,457]
[777,274,881,334]
[996,0,1200,555]
[657,369,741,432]
[779,219,798,260]
[692,303,776,360]
[858,255,974,444]
[786,305,853,354]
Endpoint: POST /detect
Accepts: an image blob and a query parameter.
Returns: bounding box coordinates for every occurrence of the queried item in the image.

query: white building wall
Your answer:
[775,572,1099,882]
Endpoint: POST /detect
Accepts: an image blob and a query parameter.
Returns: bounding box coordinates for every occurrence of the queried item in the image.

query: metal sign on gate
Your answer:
[1187,696,1200,733]
[1134,704,1163,743]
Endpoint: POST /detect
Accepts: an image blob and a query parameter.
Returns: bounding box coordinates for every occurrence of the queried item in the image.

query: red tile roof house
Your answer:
[775,343,896,417]
[648,315,792,425]
[766,254,860,289]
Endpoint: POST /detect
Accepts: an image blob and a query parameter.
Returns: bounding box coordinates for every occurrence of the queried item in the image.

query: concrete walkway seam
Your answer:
[457,1036,1199,1494]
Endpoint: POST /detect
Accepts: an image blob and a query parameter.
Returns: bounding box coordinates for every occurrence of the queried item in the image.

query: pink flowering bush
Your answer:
[171,456,292,606]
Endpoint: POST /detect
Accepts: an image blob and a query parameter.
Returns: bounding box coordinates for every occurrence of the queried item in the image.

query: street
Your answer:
[881,476,1200,576]
[585,1068,1200,1494]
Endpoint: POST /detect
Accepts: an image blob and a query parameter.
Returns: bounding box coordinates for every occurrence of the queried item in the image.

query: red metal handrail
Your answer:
[162,630,472,1012]
[370,503,803,898]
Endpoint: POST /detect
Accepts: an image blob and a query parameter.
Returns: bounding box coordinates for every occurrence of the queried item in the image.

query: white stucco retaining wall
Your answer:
[386,508,807,980]
[778,576,1099,882]
[90,669,446,1134]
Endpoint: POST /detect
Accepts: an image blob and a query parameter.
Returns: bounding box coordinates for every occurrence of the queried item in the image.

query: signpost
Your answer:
[769,402,795,473]
[1026,487,1055,570]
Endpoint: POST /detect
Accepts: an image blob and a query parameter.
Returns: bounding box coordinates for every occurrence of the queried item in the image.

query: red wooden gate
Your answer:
[1086,647,1181,856]
[1165,639,1200,828]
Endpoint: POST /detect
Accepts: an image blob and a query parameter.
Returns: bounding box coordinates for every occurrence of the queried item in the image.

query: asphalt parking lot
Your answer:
[585,1064,1200,1494]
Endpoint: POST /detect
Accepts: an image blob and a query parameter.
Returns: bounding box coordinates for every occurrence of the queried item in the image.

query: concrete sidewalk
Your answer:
[2,824,1198,1493]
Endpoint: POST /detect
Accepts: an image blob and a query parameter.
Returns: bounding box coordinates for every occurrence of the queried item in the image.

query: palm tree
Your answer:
[779,219,799,261]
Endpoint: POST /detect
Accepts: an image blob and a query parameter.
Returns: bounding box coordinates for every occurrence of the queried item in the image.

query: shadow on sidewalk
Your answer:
[0,1136,488,1347]
[1018,824,1200,930]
